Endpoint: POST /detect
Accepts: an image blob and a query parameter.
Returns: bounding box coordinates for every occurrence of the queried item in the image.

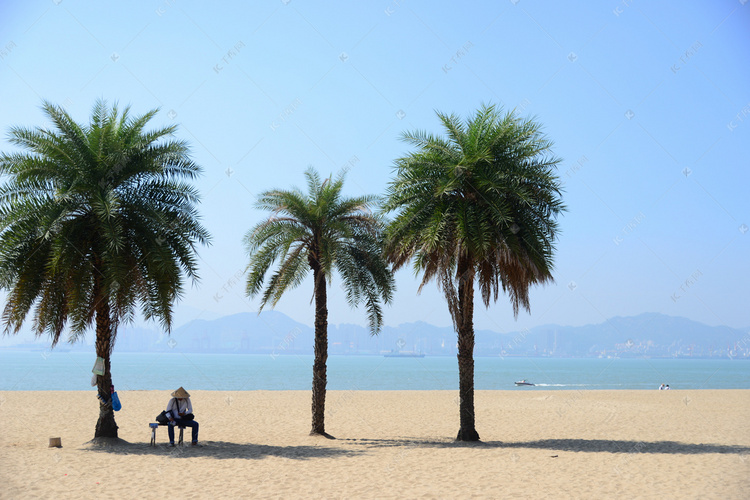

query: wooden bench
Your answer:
[149,422,186,446]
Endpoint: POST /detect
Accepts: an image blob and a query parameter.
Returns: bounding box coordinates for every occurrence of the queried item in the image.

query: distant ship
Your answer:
[383,350,425,358]
[514,380,535,386]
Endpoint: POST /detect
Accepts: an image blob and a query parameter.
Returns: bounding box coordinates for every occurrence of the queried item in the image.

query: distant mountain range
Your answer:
[5,311,748,359]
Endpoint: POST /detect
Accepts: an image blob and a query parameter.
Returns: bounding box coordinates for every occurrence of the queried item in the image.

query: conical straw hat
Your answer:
[171,387,190,398]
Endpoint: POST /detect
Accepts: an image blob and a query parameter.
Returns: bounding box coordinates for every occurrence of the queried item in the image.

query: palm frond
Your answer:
[383,104,565,325]
[0,99,210,342]
[245,167,394,334]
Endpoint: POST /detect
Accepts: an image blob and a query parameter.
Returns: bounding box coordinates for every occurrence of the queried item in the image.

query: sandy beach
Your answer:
[1,389,748,499]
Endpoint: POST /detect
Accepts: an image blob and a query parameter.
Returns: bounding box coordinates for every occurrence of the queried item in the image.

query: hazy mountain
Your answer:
[118,311,750,358]
[479,313,748,358]
[3,311,747,359]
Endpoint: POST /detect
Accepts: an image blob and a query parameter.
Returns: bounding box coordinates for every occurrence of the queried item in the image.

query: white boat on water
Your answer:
[515,379,535,386]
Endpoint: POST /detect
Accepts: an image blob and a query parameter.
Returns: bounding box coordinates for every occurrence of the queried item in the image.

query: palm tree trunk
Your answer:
[93,265,118,439]
[310,262,330,437]
[94,328,118,438]
[456,257,479,441]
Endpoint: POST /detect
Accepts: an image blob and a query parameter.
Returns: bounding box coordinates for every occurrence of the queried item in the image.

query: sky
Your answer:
[0,0,748,346]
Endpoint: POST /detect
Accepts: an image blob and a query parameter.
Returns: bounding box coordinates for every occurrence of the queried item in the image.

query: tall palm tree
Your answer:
[0,100,210,438]
[245,167,394,437]
[383,104,565,441]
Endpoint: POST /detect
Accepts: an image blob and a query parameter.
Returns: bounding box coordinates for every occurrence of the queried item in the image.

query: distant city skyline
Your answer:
[0,1,748,347]
[4,311,748,361]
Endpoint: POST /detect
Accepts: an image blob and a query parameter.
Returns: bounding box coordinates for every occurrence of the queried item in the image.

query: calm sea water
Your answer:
[1,350,748,391]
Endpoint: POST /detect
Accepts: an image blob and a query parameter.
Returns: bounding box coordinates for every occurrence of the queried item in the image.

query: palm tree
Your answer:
[383,104,565,441]
[245,167,394,437]
[0,100,210,438]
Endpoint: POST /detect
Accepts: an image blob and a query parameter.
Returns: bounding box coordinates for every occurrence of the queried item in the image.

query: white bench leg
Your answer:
[149,424,159,447]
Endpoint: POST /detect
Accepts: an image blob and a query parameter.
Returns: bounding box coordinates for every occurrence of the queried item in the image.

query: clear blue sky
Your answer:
[0,1,748,346]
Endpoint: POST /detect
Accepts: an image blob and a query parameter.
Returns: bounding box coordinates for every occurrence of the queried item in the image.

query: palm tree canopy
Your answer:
[245,167,394,334]
[0,99,210,345]
[383,104,565,323]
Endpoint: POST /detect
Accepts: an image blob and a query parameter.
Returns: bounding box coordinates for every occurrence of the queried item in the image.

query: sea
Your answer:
[1,350,748,391]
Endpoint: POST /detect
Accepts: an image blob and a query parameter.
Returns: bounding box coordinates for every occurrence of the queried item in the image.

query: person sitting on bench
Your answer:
[166,386,199,446]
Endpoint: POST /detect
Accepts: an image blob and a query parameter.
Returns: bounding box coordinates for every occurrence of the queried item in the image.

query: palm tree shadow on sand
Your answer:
[81,437,750,459]
[81,439,362,460]
[345,437,750,455]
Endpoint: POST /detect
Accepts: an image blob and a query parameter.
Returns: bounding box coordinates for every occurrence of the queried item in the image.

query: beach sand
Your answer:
[1,389,748,499]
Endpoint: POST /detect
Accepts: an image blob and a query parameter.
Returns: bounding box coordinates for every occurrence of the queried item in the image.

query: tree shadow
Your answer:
[346,437,750,455]
[81,439,362,460]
